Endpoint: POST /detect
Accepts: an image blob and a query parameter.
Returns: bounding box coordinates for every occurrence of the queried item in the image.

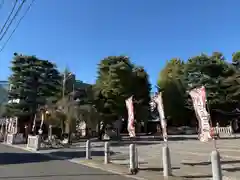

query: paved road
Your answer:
[54,136,240,180]
[0,144,135,180]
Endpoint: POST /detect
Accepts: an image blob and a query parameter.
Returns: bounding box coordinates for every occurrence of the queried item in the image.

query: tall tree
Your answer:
[157,58,189,126]
[221,51,240,106]
[94,56,134,125]
[6,53,61,125]
[132,66,151,132]
[94,56,151,128]
[0,83,8,117]
[183,52,234,111]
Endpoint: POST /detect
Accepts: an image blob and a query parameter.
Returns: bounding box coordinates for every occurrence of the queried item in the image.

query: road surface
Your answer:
[0,144,135,180]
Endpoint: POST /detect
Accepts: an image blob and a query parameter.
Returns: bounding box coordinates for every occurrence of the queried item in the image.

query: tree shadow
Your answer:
[223,167,240,172]
[0,152,55,165]
[182,161,211,166]
[48,150,115,159]
[222,160,240,164]
[110,141,158,147]
[182,159,240,166]
[0,173,116,179]
[168,136,198,141]
[182,174,212,179]
[139,167,180,172]
[216,136,240,140]
[121,135,199,142]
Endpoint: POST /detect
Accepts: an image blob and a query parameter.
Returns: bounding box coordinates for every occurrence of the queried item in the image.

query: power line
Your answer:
[0,0,18,36]
[0,0,36,53]
[0,0,26,43]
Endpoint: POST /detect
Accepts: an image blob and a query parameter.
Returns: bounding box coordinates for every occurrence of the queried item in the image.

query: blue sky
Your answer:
[0,0,240,91]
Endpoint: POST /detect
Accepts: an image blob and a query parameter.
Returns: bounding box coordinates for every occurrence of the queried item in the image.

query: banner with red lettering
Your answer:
[125,96,136,137]
[155,92,168,141]
[189,86,212,142]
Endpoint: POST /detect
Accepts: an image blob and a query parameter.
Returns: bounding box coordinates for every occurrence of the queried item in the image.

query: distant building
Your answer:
[0,81,9,90]
[75,80,91,89]
[0,80,8,104]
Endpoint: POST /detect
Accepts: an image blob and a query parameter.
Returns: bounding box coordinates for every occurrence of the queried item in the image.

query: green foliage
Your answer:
[222,52,240,104]
[94,56,151,125]
[5,49,240,129]
[182,52,235,110]
[6,53,61,121]
[0,83,8,117]
[157,59,190,126]
[157,51,240,125]
[132,67,151,128]
[0,83,8,105]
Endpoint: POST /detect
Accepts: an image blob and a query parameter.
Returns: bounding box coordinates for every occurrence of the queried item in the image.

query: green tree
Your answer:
[94,56,134,125]
[94,56,151,128]
[132,66,151,131]
[6,53,61,125]
[157,58,189,126]
[49,80,97,142]
[221,51,240,106]
[0,84,8,117]
[183,52,235,113]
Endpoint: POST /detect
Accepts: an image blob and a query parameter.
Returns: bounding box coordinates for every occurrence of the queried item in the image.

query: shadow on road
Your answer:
[49,150,116,159]
[182,174,212,179]
[121,136,199,142]
[0,152,56,165]
[168,136,198,141]
[110,141,158,147]
[223,167,240,172]
[139,167,180,172]
[182,159,240,166]
[0,173,115,179]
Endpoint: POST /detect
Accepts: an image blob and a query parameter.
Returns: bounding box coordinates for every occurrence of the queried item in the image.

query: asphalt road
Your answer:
[0,144,135,180]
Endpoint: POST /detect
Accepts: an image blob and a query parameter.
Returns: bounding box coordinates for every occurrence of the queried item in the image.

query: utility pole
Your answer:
[62,72,65,99]
[68,83,75,145]
[61,71,72,135]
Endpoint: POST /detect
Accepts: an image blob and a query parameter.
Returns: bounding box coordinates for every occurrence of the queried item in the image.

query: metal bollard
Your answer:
[162,146,172,177]
[104,142,110,164]
[135,147,139,169]
[129,144,138,174]
[86,140,91,159]
[48,125,52,141]
[211,150,222,180]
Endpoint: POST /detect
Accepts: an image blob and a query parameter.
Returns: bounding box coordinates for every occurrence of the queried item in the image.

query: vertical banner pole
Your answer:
[126,96,138,172]
[155,92,172,176]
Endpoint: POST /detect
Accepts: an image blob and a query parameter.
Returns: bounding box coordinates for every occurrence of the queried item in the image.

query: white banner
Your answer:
[125,96,136,137]
[155,92,167,141]
[189,86,211,142]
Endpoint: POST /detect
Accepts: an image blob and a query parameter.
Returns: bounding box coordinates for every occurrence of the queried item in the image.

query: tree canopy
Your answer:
[4,50,240,133]
[157,51,240,125]
[6,53,61,122]
[94,56,151,126]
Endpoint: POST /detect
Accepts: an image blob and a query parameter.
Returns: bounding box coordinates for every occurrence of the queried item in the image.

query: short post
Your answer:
[104,141,110,164]
[211,150,222,180]
[86,140,91,159]
[0,124,3,134]
[48,125,52,141]
[129,144,137,174]
[162,146,172,177]
[24,125,28,143]
[135,146,139,169]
